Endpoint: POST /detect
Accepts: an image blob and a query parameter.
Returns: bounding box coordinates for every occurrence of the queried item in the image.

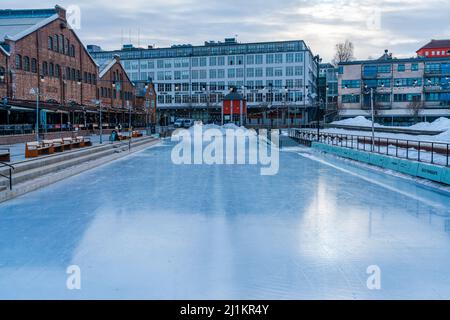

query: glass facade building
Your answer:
[88,39,318,124]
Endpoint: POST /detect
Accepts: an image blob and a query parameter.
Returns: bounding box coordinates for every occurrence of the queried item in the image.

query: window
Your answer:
[255,68,263,77]
[55,64,61,78]
[31,58,37,73]
[342,94,360,103]
[65,39,69,55]
[15,54,22,69]
[247,55,254,65]
[49,63,54,77]
[0,67,5,83]
[377,65,391,73]
[228,68,235,78]
[59,35,64,53]
[54,35,59,52]
[394,78,421,87]
[274,54,283,64]
[48,36,53,50]
[341,80,360,88]
[266,54,274,64]
[394,93,421,102]
[266,67,273,77]
[70,45,76,57]
[286,53,294,63]
[411,63,419,71]
[42,62,48,76]
[23,56,30,71]
[255,54,263,64]
[397,64,405,72]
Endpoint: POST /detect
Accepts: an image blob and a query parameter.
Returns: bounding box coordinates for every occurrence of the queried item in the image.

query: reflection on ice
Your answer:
[0,142,449,299]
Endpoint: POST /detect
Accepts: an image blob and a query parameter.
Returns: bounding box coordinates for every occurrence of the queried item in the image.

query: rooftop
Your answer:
[418,39,450,51]
[0,6,60,43]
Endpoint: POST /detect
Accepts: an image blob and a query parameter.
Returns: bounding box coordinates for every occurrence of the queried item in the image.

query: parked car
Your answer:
[174,119,185,128]
[183,119,195,128]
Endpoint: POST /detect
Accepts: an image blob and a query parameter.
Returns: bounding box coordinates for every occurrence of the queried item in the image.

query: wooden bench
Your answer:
[0,149,10,162]
[25,141,55,158]
[76,136,92,147]
[47,139,66,152]
[63,137,81,149]
[118,134,130,141]
[132,131,143,138]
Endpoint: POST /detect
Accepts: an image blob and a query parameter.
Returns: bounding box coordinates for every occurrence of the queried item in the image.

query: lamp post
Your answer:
[364,84,376,152]
[92,99,103,144]
[284,86,288,128]
[31,75,45,142]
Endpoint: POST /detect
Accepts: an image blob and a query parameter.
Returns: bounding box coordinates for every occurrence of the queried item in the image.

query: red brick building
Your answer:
[417,39,450,58]
[0,6,143,131]
[135,79,157,126]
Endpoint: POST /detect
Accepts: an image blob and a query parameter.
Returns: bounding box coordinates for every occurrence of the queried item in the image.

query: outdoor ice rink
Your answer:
[0,140,450,299]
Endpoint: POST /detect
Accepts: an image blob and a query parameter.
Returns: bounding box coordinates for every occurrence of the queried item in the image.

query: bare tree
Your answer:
[333,40,355,65]
[407,100,424,123]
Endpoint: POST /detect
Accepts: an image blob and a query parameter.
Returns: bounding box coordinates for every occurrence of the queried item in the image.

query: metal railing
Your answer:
[0,161,14,190]
[289,129,450,167]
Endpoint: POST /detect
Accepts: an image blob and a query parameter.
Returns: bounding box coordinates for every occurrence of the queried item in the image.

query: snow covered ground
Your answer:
[0,139,450,299]
[328,116,450,143]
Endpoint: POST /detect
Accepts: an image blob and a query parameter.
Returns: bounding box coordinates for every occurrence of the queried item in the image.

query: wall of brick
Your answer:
[5,13,98,107]
[99,58,135,109]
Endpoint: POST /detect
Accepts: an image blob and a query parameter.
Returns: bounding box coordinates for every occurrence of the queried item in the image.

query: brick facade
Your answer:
[1,7,98,107]
[98,56,135,110]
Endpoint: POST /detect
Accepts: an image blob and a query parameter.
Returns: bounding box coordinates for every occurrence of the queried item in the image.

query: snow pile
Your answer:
[172,123,256,138]
[409,117,450,131]
[331,116,381,127]
[332,116,450,132]
[434,130,450,142]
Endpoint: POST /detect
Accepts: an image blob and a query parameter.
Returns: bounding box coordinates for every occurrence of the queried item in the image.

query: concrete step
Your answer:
[0,137,160,203]
[0,136,155,176]
[0,137,157,187]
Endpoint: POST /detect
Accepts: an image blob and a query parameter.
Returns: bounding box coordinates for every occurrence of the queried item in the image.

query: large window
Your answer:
[48,36,53,50]
[23,56,30,72]
[342,94,360,103]
[341,80,360,88]
[15,54,22,69]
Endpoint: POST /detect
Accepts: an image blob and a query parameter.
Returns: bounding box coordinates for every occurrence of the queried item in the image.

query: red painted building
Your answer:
[222,90,246,115]
[417,39,450,58]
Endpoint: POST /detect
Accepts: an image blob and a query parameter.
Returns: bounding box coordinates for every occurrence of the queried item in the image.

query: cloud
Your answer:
[2,0,449,61]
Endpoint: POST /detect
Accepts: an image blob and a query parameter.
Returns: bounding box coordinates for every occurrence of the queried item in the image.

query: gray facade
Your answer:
[88,39,318,124]
[338,51,450,124]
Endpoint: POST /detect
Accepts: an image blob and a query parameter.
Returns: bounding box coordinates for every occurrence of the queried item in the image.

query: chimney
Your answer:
[54,5,67,20]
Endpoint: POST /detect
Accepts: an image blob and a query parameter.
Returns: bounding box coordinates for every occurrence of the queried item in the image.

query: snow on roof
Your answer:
[0,8,59,42]
[99,58,118,78]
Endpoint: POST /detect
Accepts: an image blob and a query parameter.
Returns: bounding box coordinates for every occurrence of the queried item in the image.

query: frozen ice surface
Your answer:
[0,141,450,299]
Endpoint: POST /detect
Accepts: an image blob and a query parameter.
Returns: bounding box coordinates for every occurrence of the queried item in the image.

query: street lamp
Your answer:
[283,86,288,128]
[364,84,376,152]
[32,75,45,142]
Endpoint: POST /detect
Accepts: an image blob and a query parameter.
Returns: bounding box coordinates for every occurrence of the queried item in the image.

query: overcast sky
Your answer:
[4,0,450,61]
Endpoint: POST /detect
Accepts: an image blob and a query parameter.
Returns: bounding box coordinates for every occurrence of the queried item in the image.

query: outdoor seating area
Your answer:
[0,148,10,162]
[25,136,92,158]
[132,131,143,138]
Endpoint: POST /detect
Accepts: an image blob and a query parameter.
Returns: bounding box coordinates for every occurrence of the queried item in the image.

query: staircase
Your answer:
[0,136,160,203]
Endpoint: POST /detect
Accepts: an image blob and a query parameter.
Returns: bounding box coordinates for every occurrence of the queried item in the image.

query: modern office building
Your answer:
[88,38,319,125]
[337,50,450,125]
